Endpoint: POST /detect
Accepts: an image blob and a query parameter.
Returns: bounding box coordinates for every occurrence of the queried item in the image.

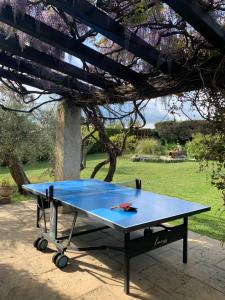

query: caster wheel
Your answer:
[52,252,61,264]
[55,254,68,269]
[33,237,41,249]
[37,238,48,251]
[144,228,153,237]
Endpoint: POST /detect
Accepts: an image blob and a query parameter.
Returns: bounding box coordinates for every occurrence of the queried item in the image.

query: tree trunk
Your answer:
[81,129,96,171]
[91,159,109,178]
[104,153,117,182]
[83,106,120,183]
[7,159,30,194]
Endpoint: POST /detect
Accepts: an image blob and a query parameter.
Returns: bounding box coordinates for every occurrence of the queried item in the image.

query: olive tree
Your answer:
[0,88,55,193]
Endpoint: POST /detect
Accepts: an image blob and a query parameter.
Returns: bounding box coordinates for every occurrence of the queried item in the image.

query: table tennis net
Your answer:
[40,180,141,201]
[114,179,141,190]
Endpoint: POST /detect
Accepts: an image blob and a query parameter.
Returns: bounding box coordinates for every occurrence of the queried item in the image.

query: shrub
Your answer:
[185,133,212,160]
[81,128,102,154]
[89,140,102,154]
[126,135,137,151]
[110,133,124,148]
[135,138,162,155]
[110,134,137,151]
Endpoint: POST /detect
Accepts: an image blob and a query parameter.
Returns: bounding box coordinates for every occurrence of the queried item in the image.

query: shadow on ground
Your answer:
[0,263,70,300]
[1,201,225,300]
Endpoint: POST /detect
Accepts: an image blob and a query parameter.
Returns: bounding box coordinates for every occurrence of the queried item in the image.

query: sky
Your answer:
[141,98,202,128]
[21,85,202,129]
[23,90,202,128]
[63,54,202,128]
[15,54,202,126]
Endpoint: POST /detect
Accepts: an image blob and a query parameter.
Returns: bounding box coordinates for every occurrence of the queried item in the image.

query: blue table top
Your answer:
[23,179,210,232]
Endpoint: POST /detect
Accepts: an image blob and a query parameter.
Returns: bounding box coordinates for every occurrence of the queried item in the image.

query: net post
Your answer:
[135,178,142,190]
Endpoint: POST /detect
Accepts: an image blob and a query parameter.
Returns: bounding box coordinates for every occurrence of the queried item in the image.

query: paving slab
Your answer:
[0,200,225,300]
[173,278,225,300]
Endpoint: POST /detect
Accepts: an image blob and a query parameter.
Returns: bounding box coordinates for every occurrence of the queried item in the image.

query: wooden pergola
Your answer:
[0,0,224,106]
[0,0,224,182]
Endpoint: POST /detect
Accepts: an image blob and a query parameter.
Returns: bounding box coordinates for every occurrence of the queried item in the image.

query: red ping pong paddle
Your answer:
[111,202,132,209]
[111,202,137,212]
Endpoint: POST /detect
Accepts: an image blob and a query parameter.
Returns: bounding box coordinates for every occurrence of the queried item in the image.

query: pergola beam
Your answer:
[164,0,225,51]
[0,34,114,90]
[46,0,181,74]
[0,68,71,96]
[0,67,114,105]
[0,52,98,94]
[0,5,143,84]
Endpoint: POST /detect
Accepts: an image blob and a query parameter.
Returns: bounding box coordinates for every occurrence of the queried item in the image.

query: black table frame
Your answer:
[35,185,190,295]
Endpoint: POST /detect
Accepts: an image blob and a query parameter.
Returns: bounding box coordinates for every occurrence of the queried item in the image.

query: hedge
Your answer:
[155,120,211,143]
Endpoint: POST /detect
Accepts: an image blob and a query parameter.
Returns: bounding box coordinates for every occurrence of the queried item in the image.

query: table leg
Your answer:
[124,232,130,294]
[183,217,188,264]
[37,196,41,228]
[50,200,58,240]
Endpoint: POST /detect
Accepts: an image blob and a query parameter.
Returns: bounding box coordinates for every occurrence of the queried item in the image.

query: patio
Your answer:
[1,201,225,300]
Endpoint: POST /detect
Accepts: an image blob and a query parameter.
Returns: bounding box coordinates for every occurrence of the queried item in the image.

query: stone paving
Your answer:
[1,200,225,300]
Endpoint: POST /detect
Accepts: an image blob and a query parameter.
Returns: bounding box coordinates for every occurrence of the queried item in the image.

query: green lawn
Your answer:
[1,153,224,241]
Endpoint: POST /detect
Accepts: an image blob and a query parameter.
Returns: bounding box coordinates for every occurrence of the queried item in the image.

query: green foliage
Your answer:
[106,127,158,139]
[107,121,123,130]
[110,133,124,148]
[81,126,102,154]
[105,127,124,137]
[0,104,55,165]
[123,0,161,26]
[126,135,137,151]
[185,133,212,160]
[35,110,56,162]
[0,108,35,163]
[1,155,221,240]
[1,178,9,187]
[136,138,162,155]
[84,127,157,154]
[155,120,211,143]
[196,133,225,194]
[110,134,137,151]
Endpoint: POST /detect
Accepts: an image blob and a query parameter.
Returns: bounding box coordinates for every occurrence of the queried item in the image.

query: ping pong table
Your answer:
[23,179,210,294]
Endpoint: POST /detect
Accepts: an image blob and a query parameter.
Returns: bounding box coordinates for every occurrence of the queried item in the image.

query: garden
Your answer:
[0,114,223,241]
[0,1,225,298]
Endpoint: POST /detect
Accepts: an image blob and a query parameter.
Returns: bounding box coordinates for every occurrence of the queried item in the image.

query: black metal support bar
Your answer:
[36,196,42,228]
[48,186,59,240]
[66,211,78,247]
[154,224,173,231]
[42,232,65,252]
[127,224,186,258]
[183,217,188,264]
[36,206,40,228]
[74,245,124,252]
[57,225,110,240]
[42,192,49,234]
[124,232,130,295]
